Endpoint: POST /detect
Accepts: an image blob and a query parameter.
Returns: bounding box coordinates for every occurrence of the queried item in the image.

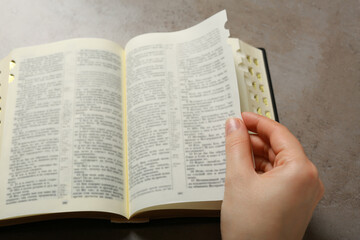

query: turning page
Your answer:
[0,39,126,220]
[124,10,241,216]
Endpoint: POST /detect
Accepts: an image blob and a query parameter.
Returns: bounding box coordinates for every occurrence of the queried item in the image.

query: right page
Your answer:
[124,10,240,216]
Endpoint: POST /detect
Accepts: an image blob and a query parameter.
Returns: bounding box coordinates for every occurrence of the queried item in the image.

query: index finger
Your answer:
[242,112,304,156]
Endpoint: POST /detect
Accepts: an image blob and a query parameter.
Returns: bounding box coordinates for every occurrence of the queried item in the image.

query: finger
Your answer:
[225,118,255,178]
[254,156,274,172]
[242,112,304,156]
[250,134,276,165]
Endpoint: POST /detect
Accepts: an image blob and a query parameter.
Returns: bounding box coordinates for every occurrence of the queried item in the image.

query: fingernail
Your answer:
[226,118,241,136]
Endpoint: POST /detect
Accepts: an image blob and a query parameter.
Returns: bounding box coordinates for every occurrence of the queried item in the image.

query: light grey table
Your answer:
[0,1,359,239]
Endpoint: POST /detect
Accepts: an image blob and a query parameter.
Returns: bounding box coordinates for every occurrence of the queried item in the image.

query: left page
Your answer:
[0,39,126,220]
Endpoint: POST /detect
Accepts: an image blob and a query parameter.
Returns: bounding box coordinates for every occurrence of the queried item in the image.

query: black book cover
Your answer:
[259,48,279,122]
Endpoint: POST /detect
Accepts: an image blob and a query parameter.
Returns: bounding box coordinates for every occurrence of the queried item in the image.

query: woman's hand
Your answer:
[221,112,324,240]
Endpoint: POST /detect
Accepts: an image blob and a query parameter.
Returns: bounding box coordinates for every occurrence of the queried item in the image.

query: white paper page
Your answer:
[0,39,126,219]
[125,10,241,216]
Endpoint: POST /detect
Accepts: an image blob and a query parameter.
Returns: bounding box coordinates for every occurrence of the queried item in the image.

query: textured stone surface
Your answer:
[0,0,359,239]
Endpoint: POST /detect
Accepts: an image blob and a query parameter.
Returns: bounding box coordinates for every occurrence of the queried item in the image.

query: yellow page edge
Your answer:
[121,49,130,219]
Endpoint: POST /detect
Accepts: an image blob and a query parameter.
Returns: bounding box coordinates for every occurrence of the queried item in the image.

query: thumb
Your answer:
[225,118,255,179]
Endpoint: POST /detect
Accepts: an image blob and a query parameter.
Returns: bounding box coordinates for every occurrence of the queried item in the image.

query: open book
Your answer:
[0,10,277,226]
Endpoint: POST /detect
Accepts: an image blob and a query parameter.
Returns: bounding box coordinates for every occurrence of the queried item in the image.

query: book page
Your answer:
[0,39,126,220]
[125,10,241,216]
